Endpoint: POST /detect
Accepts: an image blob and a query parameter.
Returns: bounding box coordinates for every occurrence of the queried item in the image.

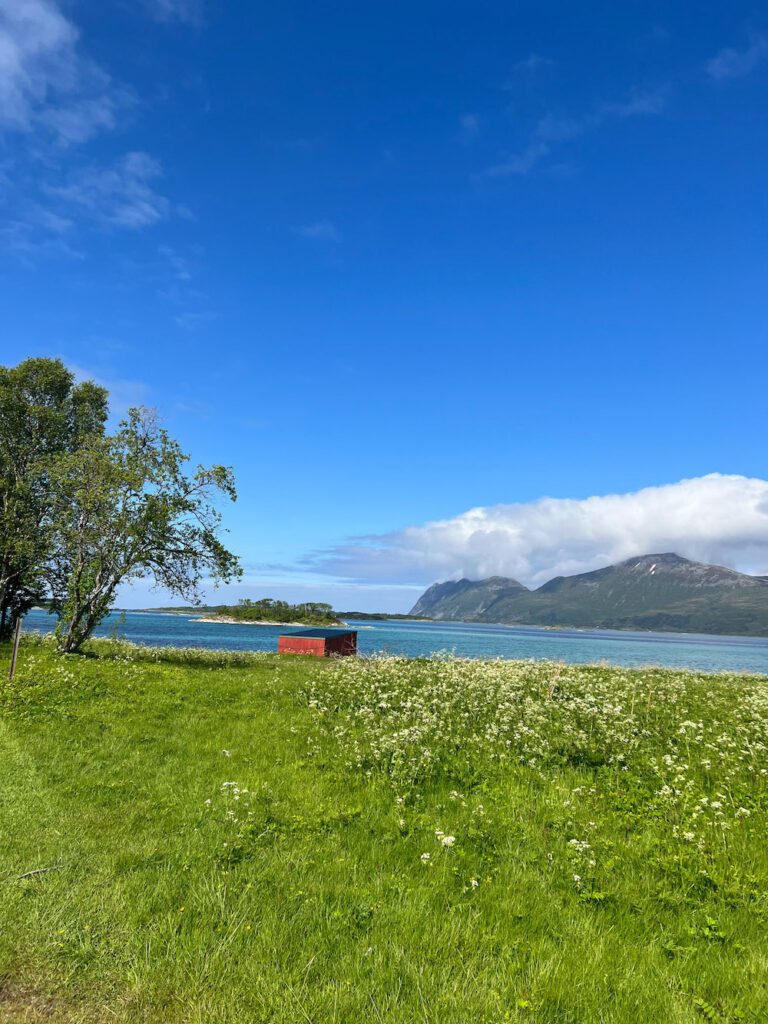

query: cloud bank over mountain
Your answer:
[308,475,768,587]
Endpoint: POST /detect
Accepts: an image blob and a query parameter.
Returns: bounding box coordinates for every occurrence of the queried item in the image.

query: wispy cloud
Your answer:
[458,113,479,143]
[484,87,667,178]
[153,245,213,328]
[173,310,217,330]
[512,53,554,74]
[144,0,203,26]
[0,218,83,263]
[158,244,193,281]
[484,140,549,177]
[706,35,768,80]
[69,363,152,421]
[46,151,171,229]
[0,0,78,131]
[0,1,191,265]
[598,90,667,117]
[1,154,180,263]
[38,89,132,144]
[293,219,341,242]
[304,475,768,587]
[0,0,131,144]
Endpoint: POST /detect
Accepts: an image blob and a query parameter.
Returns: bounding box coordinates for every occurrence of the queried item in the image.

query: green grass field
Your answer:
[0,638,766,1023]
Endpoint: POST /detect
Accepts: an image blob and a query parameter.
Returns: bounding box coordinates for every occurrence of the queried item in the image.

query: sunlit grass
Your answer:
[1,636,766,1022]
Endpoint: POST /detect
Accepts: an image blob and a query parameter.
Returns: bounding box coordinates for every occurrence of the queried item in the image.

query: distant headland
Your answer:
[410,553,768,637]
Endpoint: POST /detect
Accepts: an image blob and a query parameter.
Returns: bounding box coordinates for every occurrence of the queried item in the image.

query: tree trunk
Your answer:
[56,584,116,653]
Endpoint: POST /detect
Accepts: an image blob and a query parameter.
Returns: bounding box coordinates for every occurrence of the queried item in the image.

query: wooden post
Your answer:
[9,616,22,680]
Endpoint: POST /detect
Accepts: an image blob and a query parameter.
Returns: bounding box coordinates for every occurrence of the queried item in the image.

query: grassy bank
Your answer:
[0,638,766,1023]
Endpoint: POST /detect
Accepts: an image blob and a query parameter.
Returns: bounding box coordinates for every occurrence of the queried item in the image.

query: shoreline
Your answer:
[193,616,348,628]
[28,607,768,642]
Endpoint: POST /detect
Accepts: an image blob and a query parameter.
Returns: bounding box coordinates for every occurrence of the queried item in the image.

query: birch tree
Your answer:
[49,408,241,653]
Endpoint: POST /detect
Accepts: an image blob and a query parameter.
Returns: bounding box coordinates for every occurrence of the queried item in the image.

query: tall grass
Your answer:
[0,639,765,1022]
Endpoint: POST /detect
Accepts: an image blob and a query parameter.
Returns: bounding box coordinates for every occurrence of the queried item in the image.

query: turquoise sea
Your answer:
[21,608,768,674]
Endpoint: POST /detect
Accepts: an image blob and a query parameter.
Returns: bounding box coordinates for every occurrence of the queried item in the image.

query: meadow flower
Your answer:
[303,652,767,867]
[420,853,431,862]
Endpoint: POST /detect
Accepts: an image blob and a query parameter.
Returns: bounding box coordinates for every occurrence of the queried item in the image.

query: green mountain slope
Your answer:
[410,576,528,620]
[410,553,768,636]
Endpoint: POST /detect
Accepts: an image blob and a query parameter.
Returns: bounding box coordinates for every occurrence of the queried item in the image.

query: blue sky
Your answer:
[2,1,767,609]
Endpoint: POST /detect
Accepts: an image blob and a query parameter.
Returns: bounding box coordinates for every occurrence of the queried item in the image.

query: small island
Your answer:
[193,598,344,627]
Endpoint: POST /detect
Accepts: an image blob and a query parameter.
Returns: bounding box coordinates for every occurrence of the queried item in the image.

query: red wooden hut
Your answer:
[278,628,357,658]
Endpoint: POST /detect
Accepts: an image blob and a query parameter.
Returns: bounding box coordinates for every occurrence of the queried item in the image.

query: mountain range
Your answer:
[409,553,768,636]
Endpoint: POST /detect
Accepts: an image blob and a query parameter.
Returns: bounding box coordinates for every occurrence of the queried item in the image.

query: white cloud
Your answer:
[0,2,187,263]
[293,219,341,242]
[484,140,549,177]
[0,0,130,143]
[69,363,151,421]
[513,53,554,74]
[159,244,192,281]
[144,0,203,26]
[598,89,667,117]
[0,216,82,261]
[47,151,171,229]
[38,90,127,143]
[484,87,667,178]
[1,152,176,260]
[307,475,768,586]
[0,0,76,130]
[707,35,768,80]
[173,310,216,330]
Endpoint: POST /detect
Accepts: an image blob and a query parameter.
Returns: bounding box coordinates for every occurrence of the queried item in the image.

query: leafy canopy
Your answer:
[0,358,107,638]
[50,407,241,653]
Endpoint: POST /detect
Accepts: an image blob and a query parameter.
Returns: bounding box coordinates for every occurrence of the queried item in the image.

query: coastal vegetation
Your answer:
[412,553,768,637]
[0,358,240,653]
[340,610,432,621]
[1,635,765,1022]
[199,597,342,626]
[0,358,107,641]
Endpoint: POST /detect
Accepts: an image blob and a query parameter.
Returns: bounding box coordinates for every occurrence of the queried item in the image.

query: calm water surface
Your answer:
[22,608,768,674]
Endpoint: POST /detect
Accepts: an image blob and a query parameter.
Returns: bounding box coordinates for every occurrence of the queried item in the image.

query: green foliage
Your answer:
[0,358,107,639]
[0,642,766,1021]
[413,554,768,636]
[208,597,341,625]
[340,611,431,621]
[48,408,241,653]
[0,360,240,654]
